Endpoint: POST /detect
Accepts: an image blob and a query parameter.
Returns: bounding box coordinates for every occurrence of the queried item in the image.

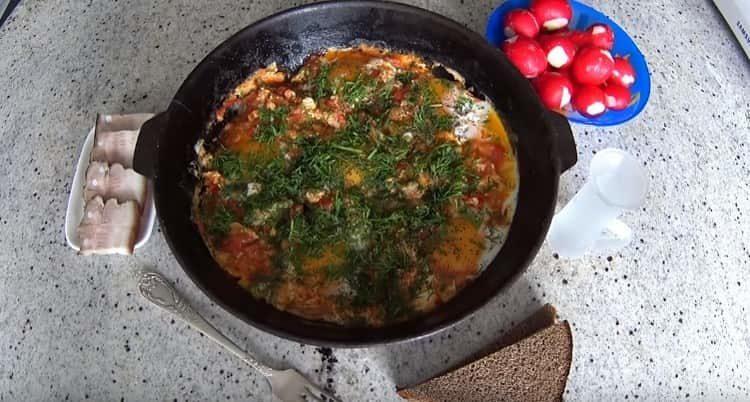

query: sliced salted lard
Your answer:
[91,129,139,168]
[78,197,139,256]
[96,113,153,133]
[84,162,147,207]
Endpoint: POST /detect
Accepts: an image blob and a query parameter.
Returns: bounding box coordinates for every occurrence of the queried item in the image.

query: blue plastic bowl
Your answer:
[486,0,651,126]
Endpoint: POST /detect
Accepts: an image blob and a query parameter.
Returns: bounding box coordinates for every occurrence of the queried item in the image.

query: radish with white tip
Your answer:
[503,9,540,39]
[571,47,615,85]
[539,35,577,68]
[569,30,590,47]
[609,56,636,87]
[586,23,615,50]
[529,0,572,31]
[502,37,548,78]
[573,85,607,117]
[533,72,574,110]
[603,84,631,110]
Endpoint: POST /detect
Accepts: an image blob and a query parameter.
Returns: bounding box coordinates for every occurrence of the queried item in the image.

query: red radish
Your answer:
[543,28,589,48]
[554,65,574,83]
[502,37,548,78]
[586,23,615,49]
[530,0,572,31]
[533,72,574,109]
[571,47,614,85]
[503,9,540,39]
[570,30,591,47]
[555,66,572,80]
[538,30,575,52]
[572,85,607,117]
[539,35,577,68]
[539,28,571,39]
[609,56,636,87]
[603,84,631,110]
[554,67,574,89]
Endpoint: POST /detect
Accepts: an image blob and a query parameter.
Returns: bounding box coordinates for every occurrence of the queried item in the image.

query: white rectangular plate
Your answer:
[64,126,156,252]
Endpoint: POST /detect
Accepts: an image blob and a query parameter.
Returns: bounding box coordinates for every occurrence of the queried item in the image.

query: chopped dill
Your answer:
[337,114,370,149]
[292,138,343,190]
[409,84,455,138]
[213,151,244,181]
[373,83,395,114]
[395,71,416,85]
[412,103,454,137]
[206,205,234,238]
[342,74,377,108]
[313,63,334,101]
[423,143,464,181]
[255,106,289,143]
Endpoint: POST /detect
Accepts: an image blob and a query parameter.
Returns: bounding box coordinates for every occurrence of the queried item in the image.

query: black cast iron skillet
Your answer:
[133,0,577,347]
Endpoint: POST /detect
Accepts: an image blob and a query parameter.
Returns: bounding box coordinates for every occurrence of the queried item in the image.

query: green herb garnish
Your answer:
[342,74,377,108]
[412,103,454,138]
[408,84,455,138]
[256,106,289,143]
[213,151,244,181]
[313,63,334,101]
[207,205,234,238]
[395,71,416,85]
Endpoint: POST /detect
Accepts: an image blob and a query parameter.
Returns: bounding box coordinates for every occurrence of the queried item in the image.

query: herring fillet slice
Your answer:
[84,162,147,207]
[78,197,139,255]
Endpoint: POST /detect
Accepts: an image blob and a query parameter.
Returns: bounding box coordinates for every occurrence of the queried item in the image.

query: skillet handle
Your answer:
[546,111,577,173]
[133,111,168,179]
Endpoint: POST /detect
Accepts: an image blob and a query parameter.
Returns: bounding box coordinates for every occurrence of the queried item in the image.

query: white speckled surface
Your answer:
[1,0,749,401]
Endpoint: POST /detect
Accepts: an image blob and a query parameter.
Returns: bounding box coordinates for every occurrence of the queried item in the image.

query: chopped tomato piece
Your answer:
[288,108,306,124]
[392,86,409,103]
[218,224,273,282]
[318,195,334,211]
[474,141,504,163]
[225,200,245,218]
[473,140,505,173]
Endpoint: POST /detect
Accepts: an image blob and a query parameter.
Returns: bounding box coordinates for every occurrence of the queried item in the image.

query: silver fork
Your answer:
[137,270,341,402]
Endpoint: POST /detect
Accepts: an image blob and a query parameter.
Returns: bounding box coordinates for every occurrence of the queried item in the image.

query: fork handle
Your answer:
[137,271,274,377]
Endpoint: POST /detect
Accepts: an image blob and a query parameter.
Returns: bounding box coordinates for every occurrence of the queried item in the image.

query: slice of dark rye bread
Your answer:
[398,304,573,402]
[400,304,560,387]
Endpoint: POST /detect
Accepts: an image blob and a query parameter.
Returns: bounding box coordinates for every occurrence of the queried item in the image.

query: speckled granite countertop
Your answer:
[1,0,749,401]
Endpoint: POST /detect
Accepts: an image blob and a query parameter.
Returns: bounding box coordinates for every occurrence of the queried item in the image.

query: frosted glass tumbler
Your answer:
[547,148,648,258]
